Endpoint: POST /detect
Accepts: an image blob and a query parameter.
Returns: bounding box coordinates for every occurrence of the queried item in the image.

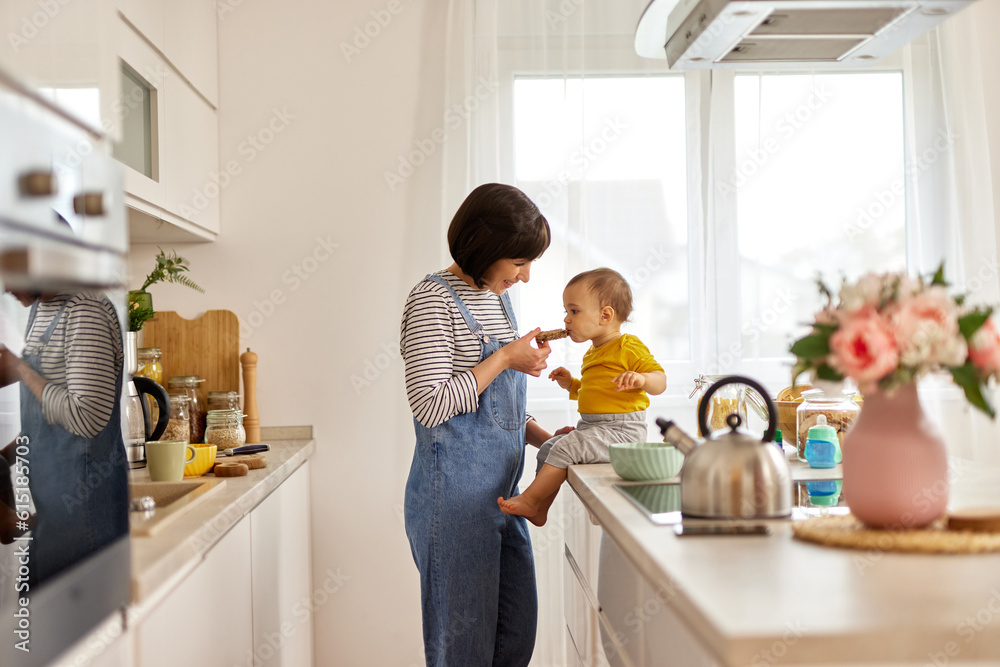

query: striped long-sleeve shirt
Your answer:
[400,270,518,428]
[23,293,123,438]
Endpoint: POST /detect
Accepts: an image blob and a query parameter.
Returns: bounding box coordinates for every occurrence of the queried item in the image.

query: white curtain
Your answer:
[902,4,1000,465]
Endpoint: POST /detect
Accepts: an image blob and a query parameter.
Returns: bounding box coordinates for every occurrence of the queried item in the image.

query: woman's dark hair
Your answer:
[447,183,550,288]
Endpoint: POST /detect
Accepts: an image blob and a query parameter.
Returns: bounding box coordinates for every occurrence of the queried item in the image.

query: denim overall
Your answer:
[404,274,537,667]
[21,298,128,584]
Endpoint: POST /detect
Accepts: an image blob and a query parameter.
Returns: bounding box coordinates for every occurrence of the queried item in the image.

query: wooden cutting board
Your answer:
[140,310,240,395]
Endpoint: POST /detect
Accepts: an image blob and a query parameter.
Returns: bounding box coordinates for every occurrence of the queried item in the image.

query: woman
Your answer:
[0,289,128,584]
[401,183,555,666]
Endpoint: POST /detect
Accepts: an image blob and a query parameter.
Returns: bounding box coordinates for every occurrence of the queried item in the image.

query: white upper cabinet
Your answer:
[118,0,219,107]
[115,0,220,240]
[0,0,121,140]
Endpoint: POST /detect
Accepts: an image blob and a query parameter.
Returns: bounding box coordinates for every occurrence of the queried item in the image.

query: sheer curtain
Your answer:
[441,2,677,664]
[902,5,1000,464]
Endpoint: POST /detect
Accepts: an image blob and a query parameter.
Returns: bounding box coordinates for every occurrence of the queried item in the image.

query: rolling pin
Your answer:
[241,347,261,443]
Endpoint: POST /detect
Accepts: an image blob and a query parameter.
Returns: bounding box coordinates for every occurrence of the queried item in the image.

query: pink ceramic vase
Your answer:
[841,382,949,528]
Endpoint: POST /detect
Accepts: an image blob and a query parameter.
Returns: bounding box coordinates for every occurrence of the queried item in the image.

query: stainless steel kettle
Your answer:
[656,375,792,519]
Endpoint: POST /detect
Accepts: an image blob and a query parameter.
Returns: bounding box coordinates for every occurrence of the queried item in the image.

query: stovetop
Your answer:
[615,479,849,525]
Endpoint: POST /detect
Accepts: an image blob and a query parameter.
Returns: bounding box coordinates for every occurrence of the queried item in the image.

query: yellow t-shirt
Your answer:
[568,334,664,414]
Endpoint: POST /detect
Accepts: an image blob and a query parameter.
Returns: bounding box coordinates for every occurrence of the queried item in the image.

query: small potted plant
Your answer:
[129,249,205,332]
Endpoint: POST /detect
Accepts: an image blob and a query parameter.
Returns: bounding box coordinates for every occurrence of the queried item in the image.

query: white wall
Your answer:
[129,1,451,664]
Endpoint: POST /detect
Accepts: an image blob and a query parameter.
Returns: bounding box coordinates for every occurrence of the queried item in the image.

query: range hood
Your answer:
[635,0,975,69]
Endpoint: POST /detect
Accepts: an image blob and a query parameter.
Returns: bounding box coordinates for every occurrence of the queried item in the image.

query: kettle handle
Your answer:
[697,375,777,443]
[133,376,171,442]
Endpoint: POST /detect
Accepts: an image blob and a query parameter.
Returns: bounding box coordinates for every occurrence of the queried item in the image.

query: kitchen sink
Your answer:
[129,478,226,537]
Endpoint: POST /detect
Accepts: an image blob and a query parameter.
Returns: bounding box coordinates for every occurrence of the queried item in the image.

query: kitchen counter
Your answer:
[128,429,315,608]
[568,455,1000,666]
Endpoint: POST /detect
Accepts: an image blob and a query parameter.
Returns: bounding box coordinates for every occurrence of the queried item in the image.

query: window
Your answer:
[509,67,908,397]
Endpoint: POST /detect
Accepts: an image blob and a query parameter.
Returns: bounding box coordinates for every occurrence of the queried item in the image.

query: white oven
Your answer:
[0,88,130,667]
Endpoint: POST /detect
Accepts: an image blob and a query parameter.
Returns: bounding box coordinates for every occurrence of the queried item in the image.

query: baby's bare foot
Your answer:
[497,496,548,527]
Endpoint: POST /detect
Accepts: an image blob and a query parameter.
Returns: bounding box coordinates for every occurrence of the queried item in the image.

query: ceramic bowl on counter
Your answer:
[184,445,217,477]
[610,442,684,481]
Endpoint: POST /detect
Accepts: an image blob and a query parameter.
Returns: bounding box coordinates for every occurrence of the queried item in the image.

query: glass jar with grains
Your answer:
[159,394,191,443]
[168,375,206,444]
[207,390,241,412]
[795,385,860,462]
[204,410,246,449]
[691,374,748,436]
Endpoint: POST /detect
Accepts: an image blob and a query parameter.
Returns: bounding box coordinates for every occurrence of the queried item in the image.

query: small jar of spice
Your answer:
[159,394,191,443]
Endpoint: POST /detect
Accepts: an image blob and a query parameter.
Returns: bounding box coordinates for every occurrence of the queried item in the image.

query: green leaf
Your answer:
[789,334,830,360]
[930,262,948,286]
[791,361,812,386]
[958,309,993,340]
[950,363,996,419]
[815,364,843,382]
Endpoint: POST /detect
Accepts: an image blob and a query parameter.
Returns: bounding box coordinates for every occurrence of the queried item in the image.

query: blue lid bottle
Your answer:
[804,414,840,469]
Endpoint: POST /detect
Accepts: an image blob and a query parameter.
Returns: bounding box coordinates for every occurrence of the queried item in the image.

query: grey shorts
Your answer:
[536,411,648,473]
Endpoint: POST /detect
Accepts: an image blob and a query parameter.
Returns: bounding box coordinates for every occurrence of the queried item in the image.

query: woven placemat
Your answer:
[792,514,1000,554]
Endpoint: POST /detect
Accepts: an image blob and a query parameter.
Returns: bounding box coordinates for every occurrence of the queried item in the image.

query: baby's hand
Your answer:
[549,367,573,391]
[613,371,645,392]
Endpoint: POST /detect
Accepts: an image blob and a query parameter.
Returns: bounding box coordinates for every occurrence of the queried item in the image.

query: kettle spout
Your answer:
[655,417,698,457]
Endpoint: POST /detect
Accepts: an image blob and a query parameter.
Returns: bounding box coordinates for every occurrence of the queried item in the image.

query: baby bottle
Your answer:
[804,415,841,469]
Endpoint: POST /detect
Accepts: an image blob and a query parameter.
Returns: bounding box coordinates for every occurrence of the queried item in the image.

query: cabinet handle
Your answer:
[73,192,105,216]
[19,170,57,197]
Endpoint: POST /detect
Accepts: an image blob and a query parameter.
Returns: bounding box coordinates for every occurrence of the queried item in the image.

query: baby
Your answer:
[499,268,666,526]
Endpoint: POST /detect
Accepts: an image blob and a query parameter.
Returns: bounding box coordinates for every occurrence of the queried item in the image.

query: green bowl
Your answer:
[609,442,685,481]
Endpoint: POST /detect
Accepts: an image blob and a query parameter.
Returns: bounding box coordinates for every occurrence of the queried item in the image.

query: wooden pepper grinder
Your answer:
[241,347,261,443]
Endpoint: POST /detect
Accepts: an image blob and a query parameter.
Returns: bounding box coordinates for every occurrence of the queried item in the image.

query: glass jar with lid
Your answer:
[691,374,748,436]
[158,393,191,443]
[795,384,860,462]
[135,347,163,384]
[207,390,241,412]
[168,376,206,444]
[204,410,246,448]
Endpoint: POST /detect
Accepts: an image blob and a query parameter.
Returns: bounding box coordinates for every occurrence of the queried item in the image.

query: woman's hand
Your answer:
[553,425,575,436]
[549,367,573,391]
[502,328,551,377]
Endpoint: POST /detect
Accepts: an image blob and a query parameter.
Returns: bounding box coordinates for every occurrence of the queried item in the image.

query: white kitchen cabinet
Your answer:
[135,518,254,667]
[250,461,314,666]
[563,485,610,667]
[0,0,120,139]
[598,535,721,667]
[116,5,220,242]
[118,0,217,106]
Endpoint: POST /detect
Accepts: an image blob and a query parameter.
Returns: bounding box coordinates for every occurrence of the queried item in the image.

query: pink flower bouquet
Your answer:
[790,265,999,417]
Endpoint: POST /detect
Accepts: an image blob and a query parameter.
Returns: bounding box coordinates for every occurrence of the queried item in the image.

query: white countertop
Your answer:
[568,455,1000,666]
[127,435,315,608]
